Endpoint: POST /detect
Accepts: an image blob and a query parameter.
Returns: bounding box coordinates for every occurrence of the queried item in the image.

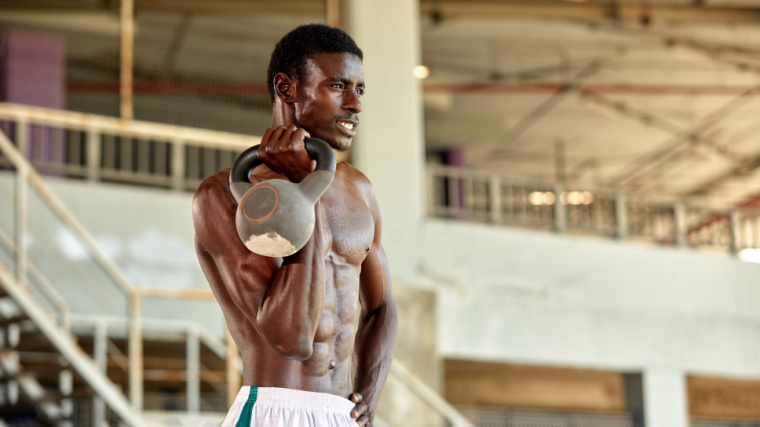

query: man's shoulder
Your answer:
[336,162,371,189]
[335,162,379,208]
[193,168,232,217]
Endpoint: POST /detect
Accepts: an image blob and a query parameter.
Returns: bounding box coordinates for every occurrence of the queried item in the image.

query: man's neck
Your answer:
[271,101,297,128]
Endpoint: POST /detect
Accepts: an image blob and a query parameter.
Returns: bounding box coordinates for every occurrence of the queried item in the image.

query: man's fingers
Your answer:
[354,414,370,426]
[270,126,287,147]
[351,402,367,418]
[262,127,274,146]
[293,127,311,144]
[279,126,295,148]
[349,392,362,403]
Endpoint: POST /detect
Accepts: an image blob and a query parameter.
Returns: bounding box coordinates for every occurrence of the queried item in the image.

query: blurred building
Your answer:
[1,1,760,426]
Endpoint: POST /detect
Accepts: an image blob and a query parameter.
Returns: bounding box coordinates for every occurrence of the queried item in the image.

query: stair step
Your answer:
[0,314,28,328]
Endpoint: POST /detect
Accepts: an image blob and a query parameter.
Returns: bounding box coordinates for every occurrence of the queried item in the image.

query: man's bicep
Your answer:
[357,177,393,313]
[359,243,392,315]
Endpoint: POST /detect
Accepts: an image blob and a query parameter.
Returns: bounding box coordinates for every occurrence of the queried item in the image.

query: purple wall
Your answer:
[0,29,66,165]
[0,29,65,108]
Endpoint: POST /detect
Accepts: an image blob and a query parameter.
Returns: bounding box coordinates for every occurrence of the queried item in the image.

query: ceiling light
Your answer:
[413,65,430,80]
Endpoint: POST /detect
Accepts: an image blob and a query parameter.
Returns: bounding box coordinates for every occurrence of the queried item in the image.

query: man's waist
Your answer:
[233,386,354,414]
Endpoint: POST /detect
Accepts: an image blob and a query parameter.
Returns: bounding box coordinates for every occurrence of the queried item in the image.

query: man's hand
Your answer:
[258,125,315,182]
[349,392,370,426]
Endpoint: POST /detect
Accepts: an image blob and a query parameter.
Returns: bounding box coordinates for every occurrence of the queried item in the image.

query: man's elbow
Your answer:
[269,337,314,361]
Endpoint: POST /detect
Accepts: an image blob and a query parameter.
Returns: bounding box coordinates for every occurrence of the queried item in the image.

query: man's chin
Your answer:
[327,137,353,152]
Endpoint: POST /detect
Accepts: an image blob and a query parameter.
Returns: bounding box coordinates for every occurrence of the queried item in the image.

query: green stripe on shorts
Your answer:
[235,387,258,427]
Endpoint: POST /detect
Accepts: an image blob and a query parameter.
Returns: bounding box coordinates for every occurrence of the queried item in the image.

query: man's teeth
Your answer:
[339,122,354,130]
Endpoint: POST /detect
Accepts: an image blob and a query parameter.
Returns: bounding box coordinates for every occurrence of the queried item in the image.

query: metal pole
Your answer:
[171,140,185,191]
[326,0,341,28]
[16,119,29,158]
[226,329,240,408]
[615,193,628,240]
[93,323,107,426]
[554,183,567,233]
[186,327,200,414]
[120,0,135,120]
[555,140,566,184]
[129,291,143,410]
[674,202,687,248]
[489,175,501,224]
[15,164,28,284]
[59,368,73,427]
[86,129,101,182]
[730,210,742,256]
[426,167,435,218]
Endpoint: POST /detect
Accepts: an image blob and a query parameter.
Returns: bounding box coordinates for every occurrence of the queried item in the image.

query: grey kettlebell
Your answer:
[229,138,336,257]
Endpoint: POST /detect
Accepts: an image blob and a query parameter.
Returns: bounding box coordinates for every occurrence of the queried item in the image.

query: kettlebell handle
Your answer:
[230,137,337,184]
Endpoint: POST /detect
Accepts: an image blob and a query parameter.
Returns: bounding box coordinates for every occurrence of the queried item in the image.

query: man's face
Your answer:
[292,52,364,152]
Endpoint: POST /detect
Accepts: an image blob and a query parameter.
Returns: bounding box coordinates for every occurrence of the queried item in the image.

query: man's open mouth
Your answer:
[337,119,358,132]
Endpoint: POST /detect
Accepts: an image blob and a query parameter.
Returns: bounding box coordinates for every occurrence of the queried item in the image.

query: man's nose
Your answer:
[343,91,362,114]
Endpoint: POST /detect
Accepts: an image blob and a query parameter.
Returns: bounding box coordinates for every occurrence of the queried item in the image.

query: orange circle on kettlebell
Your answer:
[241,185,278,221]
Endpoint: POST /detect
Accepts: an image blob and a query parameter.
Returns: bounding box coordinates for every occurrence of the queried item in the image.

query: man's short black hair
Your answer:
[267,24,363,103]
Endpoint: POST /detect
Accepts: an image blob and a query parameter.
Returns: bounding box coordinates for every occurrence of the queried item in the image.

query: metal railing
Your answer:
[0,105,472,426]
[0,102,258,191]
[428,164,760,258]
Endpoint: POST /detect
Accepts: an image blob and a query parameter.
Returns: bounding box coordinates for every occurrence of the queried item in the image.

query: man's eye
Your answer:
[356,88,365,96]
[331,83,344,89]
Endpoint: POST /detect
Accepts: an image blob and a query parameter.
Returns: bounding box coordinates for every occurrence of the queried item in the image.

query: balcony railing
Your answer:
[428,164,760,259]
[0,102,257,192]
[2,102,759,262]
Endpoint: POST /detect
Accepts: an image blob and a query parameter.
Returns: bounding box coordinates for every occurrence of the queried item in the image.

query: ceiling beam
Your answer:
[579,91,740,189]
[686,152,760,197]
[133,0,324,15]
[0,0,325,15]
[604,86,758,190]
[420,0,760,25]
[477,59,605,160]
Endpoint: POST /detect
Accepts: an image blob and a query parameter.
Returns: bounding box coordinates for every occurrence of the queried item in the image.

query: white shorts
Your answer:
[221,386,357,427]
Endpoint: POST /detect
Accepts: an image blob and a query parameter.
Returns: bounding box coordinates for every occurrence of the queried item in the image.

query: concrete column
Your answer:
[343,0,424,280]
[643,368,688,427]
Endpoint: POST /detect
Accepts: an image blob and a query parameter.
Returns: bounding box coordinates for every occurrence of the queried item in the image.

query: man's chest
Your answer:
[319,186,375,266]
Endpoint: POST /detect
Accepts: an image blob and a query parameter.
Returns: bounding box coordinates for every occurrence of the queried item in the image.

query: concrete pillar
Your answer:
[343,0,424,280]
[643,368,689,427]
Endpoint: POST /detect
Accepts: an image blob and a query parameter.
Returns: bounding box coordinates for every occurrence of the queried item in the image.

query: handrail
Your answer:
[390,361,475,427]
[0,102,260,192]
[0,102,259,151]
[0,227,70,331]
[0,129,135,297]
[0,263,148,427]
[0,127,148,410]
[428,163,760,258]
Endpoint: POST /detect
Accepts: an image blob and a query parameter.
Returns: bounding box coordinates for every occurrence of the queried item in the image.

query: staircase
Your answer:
[0,265,145,426]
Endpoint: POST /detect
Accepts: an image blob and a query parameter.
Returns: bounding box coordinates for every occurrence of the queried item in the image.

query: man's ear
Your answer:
[274,73,296,104]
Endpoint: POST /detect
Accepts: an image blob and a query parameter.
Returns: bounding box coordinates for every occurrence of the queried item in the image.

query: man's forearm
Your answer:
[353,302,398,419]
[255,219,326,360]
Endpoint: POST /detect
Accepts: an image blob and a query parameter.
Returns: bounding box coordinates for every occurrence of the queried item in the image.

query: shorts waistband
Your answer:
[234,386,355,415]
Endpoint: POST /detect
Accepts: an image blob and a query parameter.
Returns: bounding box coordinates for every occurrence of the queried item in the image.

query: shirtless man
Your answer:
[192,25,397,427]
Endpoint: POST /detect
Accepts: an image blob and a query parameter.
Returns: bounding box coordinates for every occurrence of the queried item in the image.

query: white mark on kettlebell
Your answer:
[245,232,297,258]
